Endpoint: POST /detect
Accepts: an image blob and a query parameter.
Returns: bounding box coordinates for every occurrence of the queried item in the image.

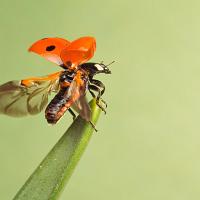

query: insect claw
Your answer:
[100,98,107,108]
[89,121,98,132]
[97,103,106,114]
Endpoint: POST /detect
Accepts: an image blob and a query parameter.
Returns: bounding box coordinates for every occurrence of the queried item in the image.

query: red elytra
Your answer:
[28,36,96,69]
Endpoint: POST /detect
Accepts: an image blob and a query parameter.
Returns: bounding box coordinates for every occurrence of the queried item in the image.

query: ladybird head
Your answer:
[93,63,111,74]
[80,61,114,77]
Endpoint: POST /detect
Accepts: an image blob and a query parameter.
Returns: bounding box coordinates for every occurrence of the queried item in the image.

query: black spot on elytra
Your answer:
[46,45,56,51]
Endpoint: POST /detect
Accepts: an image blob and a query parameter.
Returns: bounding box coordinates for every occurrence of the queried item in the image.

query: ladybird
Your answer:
[0,36,112,131]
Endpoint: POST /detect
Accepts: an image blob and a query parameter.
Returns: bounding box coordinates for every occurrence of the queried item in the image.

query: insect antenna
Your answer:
[106,60,115,67]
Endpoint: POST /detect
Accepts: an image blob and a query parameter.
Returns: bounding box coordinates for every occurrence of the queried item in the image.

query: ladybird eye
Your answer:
[46,45,56,51]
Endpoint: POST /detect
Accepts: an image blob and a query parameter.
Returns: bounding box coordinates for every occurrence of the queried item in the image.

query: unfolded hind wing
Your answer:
[0,75,59,117]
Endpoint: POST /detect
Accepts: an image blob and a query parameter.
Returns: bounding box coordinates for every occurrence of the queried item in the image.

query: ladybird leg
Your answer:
[21,71,61,87]
[89,121,98,132]
[98,98,107,108]
[89,79,107,108]
[90,79,105,96]
[68,108,76,121]
[88,88,96,98]
[88,87,107,109]
[88,84,106,114]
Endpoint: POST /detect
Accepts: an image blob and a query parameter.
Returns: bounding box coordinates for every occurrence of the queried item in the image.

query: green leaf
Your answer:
[13,99,101,200]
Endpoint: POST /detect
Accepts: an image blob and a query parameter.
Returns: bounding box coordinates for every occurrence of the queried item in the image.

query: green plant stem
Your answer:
[13,99,101,200]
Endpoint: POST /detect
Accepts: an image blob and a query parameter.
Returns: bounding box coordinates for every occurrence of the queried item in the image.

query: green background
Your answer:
[1,0,200,199]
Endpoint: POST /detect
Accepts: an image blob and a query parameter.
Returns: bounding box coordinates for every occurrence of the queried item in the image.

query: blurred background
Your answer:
[1,0,200,199]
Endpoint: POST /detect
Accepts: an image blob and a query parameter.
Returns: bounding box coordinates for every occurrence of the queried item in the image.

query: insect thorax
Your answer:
[59,70,75,84]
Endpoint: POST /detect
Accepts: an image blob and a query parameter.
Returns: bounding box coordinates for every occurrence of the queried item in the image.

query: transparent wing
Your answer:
[72,95,91,121]
[0,78,59,117]
[67,71,91,121]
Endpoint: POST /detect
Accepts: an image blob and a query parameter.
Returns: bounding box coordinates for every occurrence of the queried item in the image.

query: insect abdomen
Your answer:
[45,88,69,124]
